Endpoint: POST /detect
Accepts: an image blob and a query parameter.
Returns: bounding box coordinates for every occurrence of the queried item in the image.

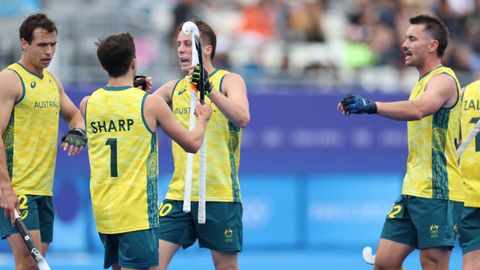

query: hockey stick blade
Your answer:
[362,246,375,265]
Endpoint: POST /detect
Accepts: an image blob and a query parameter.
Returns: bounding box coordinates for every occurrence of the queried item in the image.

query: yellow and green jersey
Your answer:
[86,86,158,234]
[2,63,60,196]
[166,70,242,202]
[402,66,463,202]
[460,80,480,207]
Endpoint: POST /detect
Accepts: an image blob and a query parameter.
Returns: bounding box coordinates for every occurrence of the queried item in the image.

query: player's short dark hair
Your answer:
[96,33,136,78]
[178,19,217,60]
[409,14,449,57]
[19,13,57,44]
[195,20,217,60]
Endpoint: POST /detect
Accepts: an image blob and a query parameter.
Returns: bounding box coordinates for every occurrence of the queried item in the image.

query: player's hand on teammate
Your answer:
[190,64,213,96]
[338,93,377,115]
[194,100,212,123]
[134,75,153,92]
[61,128,87,156]
[0,183,19,225]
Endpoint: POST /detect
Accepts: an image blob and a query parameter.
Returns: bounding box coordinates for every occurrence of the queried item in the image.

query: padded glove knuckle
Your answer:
[61,128,87,147]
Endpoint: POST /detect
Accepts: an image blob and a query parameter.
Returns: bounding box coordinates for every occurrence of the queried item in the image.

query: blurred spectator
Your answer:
[344,0,394,68]
[369,24,398,66]
[237,0,278,44]
[169,0,200,40]
[434,0,468,40]
[286,0,326,42]
[3,0,480,88]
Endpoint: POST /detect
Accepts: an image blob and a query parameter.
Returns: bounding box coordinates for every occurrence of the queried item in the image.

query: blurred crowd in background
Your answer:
[1,0,480,90]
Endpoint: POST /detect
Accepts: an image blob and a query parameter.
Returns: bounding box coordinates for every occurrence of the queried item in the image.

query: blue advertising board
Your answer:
[306,174,403,248]
[241,175,299,248]
[63,88,410,174]
[0,88,410,254]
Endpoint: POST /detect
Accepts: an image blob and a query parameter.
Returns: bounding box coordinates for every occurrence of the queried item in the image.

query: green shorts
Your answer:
[458,207,480,254]
[99,228,158,269]
[380,195,463,250]
[0,194,54,243]
[158,199,243,252]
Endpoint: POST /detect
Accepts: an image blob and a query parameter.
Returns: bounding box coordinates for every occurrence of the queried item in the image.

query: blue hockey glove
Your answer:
[341,94,377,114]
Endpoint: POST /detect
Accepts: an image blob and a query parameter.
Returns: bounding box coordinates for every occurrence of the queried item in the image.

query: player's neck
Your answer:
[18,57,43,77]
[418,59,442,78]
[107,74,134,88]
[204,62,215,75]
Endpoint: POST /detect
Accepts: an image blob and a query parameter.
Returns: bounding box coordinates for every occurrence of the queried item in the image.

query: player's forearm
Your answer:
[376,100,427,121]
[66,109,85,129]
[183,121,207,153]
[0,166,12,193]
[209,91,250,128]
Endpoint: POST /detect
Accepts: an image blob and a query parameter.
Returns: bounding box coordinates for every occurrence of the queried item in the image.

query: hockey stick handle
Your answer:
[14,210,51,270]
[193,34,205,105]
[457,118,480,158]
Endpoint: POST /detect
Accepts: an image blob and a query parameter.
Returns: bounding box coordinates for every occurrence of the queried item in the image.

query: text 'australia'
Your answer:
[34,101,59,109]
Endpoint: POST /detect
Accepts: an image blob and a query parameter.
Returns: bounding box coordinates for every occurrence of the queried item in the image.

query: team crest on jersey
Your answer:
[228,122,240,151]
[432,128,447,151]
[224,228,233,243]
[3,125,14,149]
[30,79,36,89]
[147,151,158,179]
[429,224,439,238]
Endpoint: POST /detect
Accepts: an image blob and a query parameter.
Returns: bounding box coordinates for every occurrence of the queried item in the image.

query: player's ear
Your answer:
[20,38,28,51]
[429,39,439,54]
[131,57,137,71]
[204,45,213,58]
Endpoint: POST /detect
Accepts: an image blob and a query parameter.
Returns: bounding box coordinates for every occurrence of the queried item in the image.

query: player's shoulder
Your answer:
[223,72,243,81]
[428,72,457,89]
[46,70,63,88]
[152,79,180,101]
[0,68,23,94]
[80,95,90,113]
[145,91,167,107]
[0,68,21,81]
[153,79,177,93]
[465,79,480,91]
[161,79,180,91]
[221,72,246,91]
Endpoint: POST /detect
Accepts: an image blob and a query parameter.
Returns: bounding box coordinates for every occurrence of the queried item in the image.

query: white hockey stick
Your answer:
[457,118,480,158]
[181,21,199,214]
[198,138,207,224]
[181,21,207,224]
